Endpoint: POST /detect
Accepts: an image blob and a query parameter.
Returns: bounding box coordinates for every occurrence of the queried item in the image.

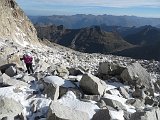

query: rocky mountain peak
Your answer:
[0,0,40,47]
[89,26,102,34]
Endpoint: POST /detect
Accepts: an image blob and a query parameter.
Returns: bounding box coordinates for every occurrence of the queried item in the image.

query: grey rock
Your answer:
[1,73,29,87]
[56,65,69,78]
[42,76,76,100]
[0,0,40,46]
[98,62,125,76]
[130,107,160,120]
[83,95,100,102]
[156,80,160,87]
[119,87,130,99]
[43,81,59,101]
[59,87,82,99]
[0,63,16,74]
[124,110,133,120]
[80,74,106,95]
[37,61,50,72]
[22,75,36,83]
[132,88,146,99]
[0,57,7,68]
[121,63,154,96]
[47,102,90,120]
[0,97,23,119]
[33,72,45,81]
[91,109,111,120]
[68,67,83,76]
[96,99,107,108]
[145,97,154,106]
[154,81,160,93]
[101,97,126,110]
[47,64,57,75]
[126,99,145,109]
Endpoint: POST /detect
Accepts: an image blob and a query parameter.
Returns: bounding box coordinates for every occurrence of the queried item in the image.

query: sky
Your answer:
[16,0,160,18]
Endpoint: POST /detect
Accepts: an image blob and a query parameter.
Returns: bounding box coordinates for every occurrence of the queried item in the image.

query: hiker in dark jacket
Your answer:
[21,52,34,74]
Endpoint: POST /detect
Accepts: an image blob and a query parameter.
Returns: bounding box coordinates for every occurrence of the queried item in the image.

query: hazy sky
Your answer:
[16,0,160,18]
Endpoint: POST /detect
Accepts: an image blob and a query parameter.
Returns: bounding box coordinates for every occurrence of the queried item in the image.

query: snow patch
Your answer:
[57,91,99,119]
[44,76,75,88]
[109,110,124,120]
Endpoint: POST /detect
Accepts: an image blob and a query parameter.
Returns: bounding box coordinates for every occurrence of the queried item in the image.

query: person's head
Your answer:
[25,52,31,56]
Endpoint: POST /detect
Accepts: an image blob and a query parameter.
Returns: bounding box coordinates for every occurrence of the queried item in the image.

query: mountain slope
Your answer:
[0,0,40,46]
[35,25,133,53]
[123,25,160,45]
[113,43,160,60]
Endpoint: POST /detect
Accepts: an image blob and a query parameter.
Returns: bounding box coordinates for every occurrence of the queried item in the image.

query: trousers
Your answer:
[25,63,34,74]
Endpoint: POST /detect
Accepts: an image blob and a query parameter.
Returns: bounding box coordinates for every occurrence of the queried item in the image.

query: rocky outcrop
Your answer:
[0,0,40,46]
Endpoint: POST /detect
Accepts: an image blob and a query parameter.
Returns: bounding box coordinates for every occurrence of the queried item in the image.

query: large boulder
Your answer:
[42,76,75,101]
[68,67,83,76]
[5,66,17,77]
[0,63,16,74]
[47,91,99,120]
[121,63,154,96]
[98,62,125,77]
[79,74,106,95]
[0,73,29,87]
[92,109,111,120]
[130,107,160,120]
[47,102,90,120]
[0,97,23,119]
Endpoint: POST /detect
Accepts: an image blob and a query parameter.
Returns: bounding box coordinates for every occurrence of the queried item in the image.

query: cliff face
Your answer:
[0,0,39,46]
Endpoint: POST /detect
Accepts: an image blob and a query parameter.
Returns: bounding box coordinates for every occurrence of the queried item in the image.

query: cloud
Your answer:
[36,0,160,8]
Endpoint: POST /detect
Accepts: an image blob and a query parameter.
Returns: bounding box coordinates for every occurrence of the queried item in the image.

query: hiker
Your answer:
[20,52,34,74]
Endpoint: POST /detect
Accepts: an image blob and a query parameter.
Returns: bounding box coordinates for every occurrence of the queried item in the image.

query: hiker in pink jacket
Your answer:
[21,52,34,74]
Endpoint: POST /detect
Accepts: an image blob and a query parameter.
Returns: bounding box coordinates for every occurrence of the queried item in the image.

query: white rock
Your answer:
[47,91,99,120]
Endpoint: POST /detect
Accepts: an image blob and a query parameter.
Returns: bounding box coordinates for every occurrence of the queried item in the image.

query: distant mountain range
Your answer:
[29,14,160,29]
[35,25,133,53]
[35,24,160,60]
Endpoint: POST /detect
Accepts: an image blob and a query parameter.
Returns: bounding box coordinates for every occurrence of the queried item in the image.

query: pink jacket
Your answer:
[23,55,33,64]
